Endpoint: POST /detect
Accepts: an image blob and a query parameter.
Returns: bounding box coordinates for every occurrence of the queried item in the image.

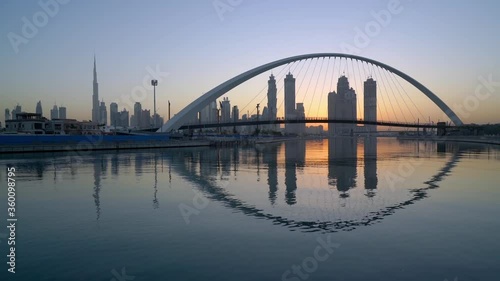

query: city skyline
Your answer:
[1,1,500,127]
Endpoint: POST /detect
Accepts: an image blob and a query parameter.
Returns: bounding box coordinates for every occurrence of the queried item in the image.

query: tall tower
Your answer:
[134,102,142,128]
[36,101,43,117]
[51,104,59,120]
[110,102,118,127]
[329,75,357,135]
[59,106,67,119]
[296,103,306,135]
[92,55,100,123]
[5,109,10,122]
[337,75,350,96]
[267,74,277,130]
[364,77,377,133]
[284,72,296,134]
[100,101,107,125]
[221,97,231,123]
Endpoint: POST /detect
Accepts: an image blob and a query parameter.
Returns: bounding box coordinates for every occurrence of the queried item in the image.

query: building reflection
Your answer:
[328,137,358,198]
[262,143,281,205]
[284,140,306,205]
[93,155,102,220]
[111,152,119,176]
[364,137,378,197]
[153,154,159,209]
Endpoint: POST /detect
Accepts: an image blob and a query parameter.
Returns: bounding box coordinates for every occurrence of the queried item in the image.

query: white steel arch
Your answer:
[159,53,463,132]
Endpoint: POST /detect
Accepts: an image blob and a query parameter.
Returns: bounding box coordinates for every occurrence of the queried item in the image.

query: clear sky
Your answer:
[1,0,500,126]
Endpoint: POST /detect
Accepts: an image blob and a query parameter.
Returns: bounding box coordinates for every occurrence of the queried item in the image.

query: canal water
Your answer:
[0,138,499,281]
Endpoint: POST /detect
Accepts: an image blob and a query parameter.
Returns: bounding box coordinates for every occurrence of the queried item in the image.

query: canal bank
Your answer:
[0,134,214,154]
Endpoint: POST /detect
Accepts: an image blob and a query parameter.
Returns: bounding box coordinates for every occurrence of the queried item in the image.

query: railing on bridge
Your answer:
[178,117,461,130]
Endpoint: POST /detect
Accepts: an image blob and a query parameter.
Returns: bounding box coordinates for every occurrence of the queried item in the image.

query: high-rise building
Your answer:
[92,55,100,123]
[262,106,268,120]
[364,77,377,133]
[296,103,306,135]
[36,101,43,117]
[50,104,59,120]
[200,104,210,124]
[232,105,239,122]
[141,109,151,128]
[209,101,218,123]
[11,105,22,120]
[284,72,296,134]
[328,75,357,135]
[109,102,118,127]
[119,108,129,127]
[99,101,107,125]
[267,74,277,131]
[130,115,136,128]
[152,113,162,128]
[134,102,142,128]
[59,106,67,119]
[5,109,10,121]
[220,97,231,123]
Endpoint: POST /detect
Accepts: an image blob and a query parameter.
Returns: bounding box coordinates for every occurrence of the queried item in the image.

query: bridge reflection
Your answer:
[168,139,466,233]
[1,140,495,231]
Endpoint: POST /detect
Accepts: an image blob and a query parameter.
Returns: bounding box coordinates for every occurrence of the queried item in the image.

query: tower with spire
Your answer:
[92,55,100,123]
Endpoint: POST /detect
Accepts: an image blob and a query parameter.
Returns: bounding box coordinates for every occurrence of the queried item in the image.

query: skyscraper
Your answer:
[51,104,59,120]
[36,101,43,117]
[110,102,118,127]
[328,75,357,135]
[5,109,10,121]
[221,97,231,123]
[284,72,296,134]
[59,106,67,119]
[92,55,100,123]
[232,105,239,122]
[141,109,151,128]
[11,105,21,120]
[364,77,377,133]
[100,101,107,125]
[119,108,129,127]
[267,74,277,131]
[209,101,217,123]
[134,102,142,128]
[296,103,306,135]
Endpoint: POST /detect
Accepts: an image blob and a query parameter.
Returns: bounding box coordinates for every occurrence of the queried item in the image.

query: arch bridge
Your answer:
[159,53,463,132]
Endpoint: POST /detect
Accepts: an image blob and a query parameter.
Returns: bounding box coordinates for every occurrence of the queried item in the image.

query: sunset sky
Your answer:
[1,0,500,126]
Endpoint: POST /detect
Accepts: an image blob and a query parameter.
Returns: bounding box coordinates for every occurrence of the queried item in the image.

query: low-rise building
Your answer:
[5,113,48,134]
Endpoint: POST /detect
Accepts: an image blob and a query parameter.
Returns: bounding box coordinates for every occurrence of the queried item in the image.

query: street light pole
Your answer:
[151,79,158,128]
[256,103,260,135]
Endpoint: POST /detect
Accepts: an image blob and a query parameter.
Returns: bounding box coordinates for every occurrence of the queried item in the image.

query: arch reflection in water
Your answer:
[169,139,470,233]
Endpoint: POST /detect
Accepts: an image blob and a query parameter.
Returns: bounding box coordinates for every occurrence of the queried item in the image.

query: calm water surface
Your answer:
[0,138,499,281]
